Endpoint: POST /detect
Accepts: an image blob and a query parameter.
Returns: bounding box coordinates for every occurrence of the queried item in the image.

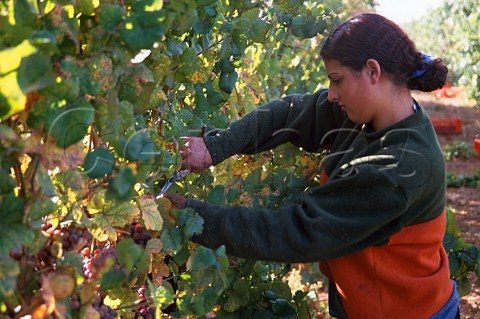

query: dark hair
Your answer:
[320,13,448,92]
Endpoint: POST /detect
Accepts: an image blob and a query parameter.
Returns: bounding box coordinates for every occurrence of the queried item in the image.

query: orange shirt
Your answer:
[319,170,453,318]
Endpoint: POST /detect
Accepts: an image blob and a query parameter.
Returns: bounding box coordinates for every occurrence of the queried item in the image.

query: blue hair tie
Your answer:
[410,52,434,79]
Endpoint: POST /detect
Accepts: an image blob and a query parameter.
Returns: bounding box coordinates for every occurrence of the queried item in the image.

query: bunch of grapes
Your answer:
[133,286,155,319]
[60,223,93,252]
[83,246,118,279]
[128,223,151,247]
[38,223,94,268]
[93,300,118,319]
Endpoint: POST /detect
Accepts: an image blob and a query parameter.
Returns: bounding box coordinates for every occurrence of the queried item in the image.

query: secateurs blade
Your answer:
[156,169,190,197]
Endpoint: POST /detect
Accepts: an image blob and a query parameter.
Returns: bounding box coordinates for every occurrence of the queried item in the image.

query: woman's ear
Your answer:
[365,59,381,84]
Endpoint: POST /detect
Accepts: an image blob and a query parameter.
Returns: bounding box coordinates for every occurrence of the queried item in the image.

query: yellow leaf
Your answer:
[137,195,163,231]
[0,40,37,75]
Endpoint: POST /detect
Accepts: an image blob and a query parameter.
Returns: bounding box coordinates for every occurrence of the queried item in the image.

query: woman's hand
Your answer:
[179,137,213,172]
[162,193,187,209]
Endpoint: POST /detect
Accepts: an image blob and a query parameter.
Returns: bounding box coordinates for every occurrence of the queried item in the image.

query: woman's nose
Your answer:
[327,88,338,102]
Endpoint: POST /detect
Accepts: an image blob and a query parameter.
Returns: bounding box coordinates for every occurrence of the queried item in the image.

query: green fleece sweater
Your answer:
[186,89,446,263]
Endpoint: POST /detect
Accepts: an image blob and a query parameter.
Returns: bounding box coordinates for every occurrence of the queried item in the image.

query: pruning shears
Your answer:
[156,169,190,198]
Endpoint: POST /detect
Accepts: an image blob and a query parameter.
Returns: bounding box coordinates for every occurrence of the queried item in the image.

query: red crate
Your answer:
[474,138,480,158]
[430,118,462,134]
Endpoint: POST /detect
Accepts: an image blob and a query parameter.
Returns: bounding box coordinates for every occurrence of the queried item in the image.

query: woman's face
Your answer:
[324,59,377,125]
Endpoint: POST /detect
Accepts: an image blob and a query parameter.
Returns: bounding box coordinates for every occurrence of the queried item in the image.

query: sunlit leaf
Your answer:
[137,195,163,231]
[154,284,174,309]
[92,199,140,240]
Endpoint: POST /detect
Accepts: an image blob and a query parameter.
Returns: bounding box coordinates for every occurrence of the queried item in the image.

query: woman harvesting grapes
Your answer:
[165,13,458,319]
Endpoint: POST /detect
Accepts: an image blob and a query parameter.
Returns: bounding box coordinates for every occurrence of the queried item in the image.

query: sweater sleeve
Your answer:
[187,162,410,263]
[203,89,343,165]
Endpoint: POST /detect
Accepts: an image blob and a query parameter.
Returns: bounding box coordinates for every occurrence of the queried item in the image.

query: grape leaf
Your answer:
[97,4,125,30]
[0,39,37,75]
[119,10,164,50]
[28,198,56,220]
[96,96,134,139]
[184,212,204,238]
[92,199,140,240]
[272,299,297,318]
[46,97,94,148]
[0,223,35,255]
[117,238,143,271]
[219,71,238,94]
[189,246,216,270]
[83,147,115,179]
[154,283,174,309]
[0,71,27,120]
[137,195,163,231]
[0,255,20,302]
[17,52,55,93]
[106,167,136,200]
[121,130,155,162]
[0,169,16,195]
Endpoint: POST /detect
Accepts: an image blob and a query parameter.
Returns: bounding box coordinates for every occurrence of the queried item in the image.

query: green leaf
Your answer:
[175,47,207,83]
[184,213,204,238]
[272,299,297,318]
[106,167,137,201]
[117,238,143,271]
[27,100,53,129]
[137,195,163,231]
[14,0,38,28]
[100,270,127,290]
[219,71,238,94]
[46,98,94,148]
[250,18,270,43]
[96,97,134,139]
[223,291,244,312]
[97,4,125,30]
[17,52,55,92]
[83,147,115,179]
[154,283,174,309]
[29,30,58,55]
[176,108,193,125]
[291,14,307,38]
[219,58,235,73]
[207,185,225,205]
[119,3,165,50]
[0,169,16,195]
[0,194,25,224]
[192,287,218,316]
[75,0,98,16]
[122,130,155,162]
[189,246,216,270]
[0,255,20,302]
[161,226,184,254]
[39,76,80,102]
[456,275,471,297]
[28,198,56,220]
[0,223,35,255]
